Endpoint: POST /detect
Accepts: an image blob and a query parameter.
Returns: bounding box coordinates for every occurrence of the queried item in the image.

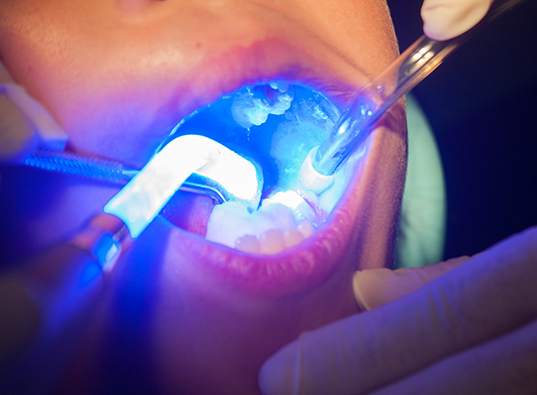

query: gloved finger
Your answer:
[353,255,471,311]
[368,318,537,395]
[0,62,67,163]
[0,94,38,162]
[259,227,537,395]
[421,0,494,41]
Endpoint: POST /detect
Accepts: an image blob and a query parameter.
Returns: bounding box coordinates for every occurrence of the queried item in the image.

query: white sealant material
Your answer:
[421,0,494,41]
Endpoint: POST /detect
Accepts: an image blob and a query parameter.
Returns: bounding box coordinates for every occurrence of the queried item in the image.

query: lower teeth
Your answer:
[206,194,316,253]
[167,82,351,254]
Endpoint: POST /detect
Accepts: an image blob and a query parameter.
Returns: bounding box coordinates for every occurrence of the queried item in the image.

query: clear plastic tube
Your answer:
[312,0,527,176]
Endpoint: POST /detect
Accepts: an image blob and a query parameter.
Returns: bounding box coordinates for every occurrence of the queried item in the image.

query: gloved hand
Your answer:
[421,0,494,41]
[0,61,67,163]
[0,213,129,393]
[259,227,537,395]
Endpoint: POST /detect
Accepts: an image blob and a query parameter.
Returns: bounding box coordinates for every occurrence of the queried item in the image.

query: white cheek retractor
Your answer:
[300,0,527,194]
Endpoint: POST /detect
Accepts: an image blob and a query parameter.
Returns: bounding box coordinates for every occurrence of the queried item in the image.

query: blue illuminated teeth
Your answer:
[205,194,316,255]
[231,83,294,129]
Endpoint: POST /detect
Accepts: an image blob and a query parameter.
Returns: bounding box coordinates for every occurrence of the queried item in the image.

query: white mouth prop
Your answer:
[160,82,368,255]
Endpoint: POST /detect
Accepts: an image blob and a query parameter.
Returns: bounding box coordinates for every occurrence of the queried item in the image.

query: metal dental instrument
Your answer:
[24,147,234,205]
[310,0,527,178]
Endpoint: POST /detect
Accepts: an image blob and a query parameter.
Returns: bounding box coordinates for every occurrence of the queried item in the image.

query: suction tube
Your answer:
[307,0,527,182]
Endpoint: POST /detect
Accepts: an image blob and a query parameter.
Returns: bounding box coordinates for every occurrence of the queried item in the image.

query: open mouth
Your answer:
[157,80,377,295]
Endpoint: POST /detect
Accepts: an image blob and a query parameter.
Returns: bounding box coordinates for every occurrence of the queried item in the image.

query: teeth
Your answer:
[206,193,317,255]
[235,234,260,254]
[269,81,289,93]
[264,191,316,224]
[232,220,312,255]
[231,85,293,129]
[259,229,285,254]
[297,218,314,239]
[283,228,304,248]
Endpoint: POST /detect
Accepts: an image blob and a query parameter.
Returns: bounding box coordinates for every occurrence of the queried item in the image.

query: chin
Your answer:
[59,40,407,395]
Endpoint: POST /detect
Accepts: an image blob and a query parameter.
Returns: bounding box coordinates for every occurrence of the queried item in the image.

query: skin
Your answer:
[0,0,407,393]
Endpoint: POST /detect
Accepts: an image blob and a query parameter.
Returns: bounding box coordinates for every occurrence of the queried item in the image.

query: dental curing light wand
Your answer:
[303,0,527,192]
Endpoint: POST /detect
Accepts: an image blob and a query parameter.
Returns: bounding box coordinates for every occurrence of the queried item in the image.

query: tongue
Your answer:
[160,191,217,236]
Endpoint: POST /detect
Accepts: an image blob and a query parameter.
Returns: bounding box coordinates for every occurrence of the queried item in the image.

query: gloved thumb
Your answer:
[257,256,469,395]
[421,0,494,41]
[0,62,67,163]
[259,227,537,395]
[0,87,36,162]
[353,255,470,311]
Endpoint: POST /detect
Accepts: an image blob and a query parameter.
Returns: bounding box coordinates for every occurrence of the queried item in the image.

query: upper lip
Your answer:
[160,37,382,296]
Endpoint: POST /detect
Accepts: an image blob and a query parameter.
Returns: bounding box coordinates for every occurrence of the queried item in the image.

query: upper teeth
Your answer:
[231,84,294,129]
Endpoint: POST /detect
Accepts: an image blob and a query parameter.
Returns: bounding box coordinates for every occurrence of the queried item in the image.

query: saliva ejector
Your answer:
[300,0,527,194]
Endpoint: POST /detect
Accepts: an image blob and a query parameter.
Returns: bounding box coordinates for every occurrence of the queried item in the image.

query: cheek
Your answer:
[152,243,359,395]
[343,105,407,271]
[62,85,179,167]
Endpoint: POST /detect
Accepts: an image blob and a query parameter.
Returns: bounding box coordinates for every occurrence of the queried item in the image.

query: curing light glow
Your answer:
[104,135,261,238]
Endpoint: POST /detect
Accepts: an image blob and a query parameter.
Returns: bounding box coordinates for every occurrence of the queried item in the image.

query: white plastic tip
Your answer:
[298,147,335,195]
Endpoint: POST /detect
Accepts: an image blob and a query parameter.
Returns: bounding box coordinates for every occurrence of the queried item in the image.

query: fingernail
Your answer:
[353,256,473,310]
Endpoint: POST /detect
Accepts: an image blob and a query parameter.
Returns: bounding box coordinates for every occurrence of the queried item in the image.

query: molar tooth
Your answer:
[268,191,317,225]
[284,228,304,248]
[235,234,260,254]
[258,202,296,231]
[269,81,289,93]
[231,84,293,129]
[297,218,314,239]
[259,229,285,255]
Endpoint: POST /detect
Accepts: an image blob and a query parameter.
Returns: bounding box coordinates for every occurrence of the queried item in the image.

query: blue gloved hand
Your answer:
[259,227,537,394]
[0,61,67,163]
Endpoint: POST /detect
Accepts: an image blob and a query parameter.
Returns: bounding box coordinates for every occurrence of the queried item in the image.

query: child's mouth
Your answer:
[159,81,368,256]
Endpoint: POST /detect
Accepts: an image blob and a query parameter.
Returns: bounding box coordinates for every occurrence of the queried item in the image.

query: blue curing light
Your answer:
[104,135,262,239]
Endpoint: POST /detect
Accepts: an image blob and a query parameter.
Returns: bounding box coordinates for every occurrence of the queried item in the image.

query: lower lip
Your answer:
[159,82,373,296]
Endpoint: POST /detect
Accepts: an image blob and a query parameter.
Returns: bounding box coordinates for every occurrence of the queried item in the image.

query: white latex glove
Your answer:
[259,227,537,395]
[0,61,67,163]
[421,0,494,41]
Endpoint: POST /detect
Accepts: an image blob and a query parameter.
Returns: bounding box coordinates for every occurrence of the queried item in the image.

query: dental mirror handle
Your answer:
[311,0,528,177]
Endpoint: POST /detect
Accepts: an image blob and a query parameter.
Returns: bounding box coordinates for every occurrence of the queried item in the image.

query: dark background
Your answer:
[387,0,537,259]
